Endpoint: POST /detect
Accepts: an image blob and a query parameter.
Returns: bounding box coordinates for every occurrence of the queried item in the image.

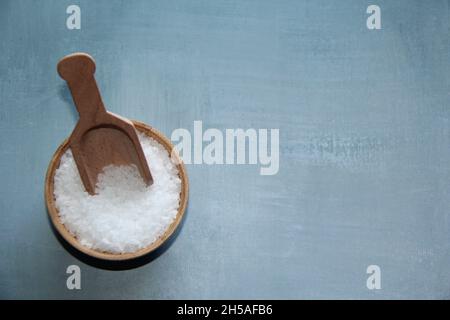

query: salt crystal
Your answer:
[53,132,182,254]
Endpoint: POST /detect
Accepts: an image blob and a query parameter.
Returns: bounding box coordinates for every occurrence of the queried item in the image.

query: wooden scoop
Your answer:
[57,52,153,195]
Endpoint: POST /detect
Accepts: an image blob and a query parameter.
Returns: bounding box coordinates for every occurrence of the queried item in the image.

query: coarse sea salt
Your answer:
[53,132,182,254]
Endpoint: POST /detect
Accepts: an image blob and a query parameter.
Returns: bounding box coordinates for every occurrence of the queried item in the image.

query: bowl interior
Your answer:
[45,121,189,261]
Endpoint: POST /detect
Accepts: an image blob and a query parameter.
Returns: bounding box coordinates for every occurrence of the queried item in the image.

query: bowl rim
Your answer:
[44,120,189,261]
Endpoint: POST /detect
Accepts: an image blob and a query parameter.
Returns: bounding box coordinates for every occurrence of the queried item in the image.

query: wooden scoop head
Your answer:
[57,53,153,195]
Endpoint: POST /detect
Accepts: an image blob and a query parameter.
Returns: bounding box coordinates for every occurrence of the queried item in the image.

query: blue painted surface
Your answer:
[0,0,450,299]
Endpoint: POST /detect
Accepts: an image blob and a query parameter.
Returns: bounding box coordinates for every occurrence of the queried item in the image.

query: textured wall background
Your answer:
[0,0,449,299]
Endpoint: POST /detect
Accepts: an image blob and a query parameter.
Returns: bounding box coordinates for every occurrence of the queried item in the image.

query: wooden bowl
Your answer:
[45,120,189,261]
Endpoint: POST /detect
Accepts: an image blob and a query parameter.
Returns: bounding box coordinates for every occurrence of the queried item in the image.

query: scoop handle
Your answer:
[57,53,106,121]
